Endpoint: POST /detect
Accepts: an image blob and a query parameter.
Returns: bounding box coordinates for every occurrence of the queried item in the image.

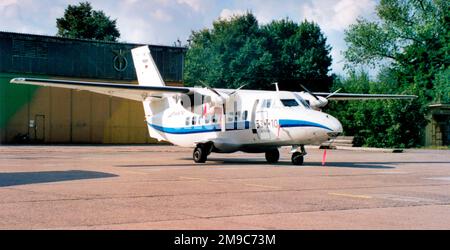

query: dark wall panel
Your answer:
[0,32,186,83]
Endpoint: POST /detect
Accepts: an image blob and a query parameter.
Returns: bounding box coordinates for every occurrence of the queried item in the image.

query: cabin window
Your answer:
[227,112,234,122]
[262,99,272,108]
[242,111,248,120]
[235,111,241,121]
[185,117,191,126]
[212,115,217,123]
[205,115,210,124]
[281,99,299,107]
[192,116,197,125]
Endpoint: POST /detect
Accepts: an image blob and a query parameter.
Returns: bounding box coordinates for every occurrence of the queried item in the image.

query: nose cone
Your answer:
[329,115,343,133]
[326,114,343,137]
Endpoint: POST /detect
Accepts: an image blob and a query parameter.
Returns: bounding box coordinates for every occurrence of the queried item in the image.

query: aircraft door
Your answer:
[254,99,272,140]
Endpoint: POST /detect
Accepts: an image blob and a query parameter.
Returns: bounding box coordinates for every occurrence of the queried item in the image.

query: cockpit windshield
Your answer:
[294,93,311,109]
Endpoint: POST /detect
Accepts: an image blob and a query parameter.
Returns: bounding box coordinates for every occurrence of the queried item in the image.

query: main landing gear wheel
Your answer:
[193,145,208,163]
[291,152,304,165]
[265,149,280,164]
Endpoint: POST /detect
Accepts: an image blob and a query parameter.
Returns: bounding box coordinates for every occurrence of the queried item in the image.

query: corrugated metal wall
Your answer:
[0,73,158,144]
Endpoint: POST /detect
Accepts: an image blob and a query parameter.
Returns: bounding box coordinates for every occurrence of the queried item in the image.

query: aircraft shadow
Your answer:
[118,158,401,169]
[206,159,397,169]
[0,170,118,187]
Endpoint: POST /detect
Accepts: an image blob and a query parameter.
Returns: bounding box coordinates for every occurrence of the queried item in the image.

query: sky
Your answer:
[0,0,378,75]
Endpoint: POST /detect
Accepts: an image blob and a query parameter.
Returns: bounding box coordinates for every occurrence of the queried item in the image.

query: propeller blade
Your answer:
[300,84,320,101]
[208,86,223,98]
[199,80,224,99]
[229,83,249,95]
[326,88,342,99]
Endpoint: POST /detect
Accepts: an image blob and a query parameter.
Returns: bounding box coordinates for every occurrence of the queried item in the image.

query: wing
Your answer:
[313,92,417,100]
[10,78,191,101]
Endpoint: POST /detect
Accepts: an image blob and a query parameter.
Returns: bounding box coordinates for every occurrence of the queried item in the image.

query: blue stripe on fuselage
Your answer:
[148,121,250,134]
[279,119,333,131]
[148,120,331,135]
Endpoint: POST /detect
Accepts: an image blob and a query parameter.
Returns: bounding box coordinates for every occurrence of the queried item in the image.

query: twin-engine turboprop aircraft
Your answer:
[10,46,416,165]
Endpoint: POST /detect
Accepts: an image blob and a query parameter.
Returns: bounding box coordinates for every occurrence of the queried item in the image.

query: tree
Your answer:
[261,19,333,91]
[326,70,427,148]
[184,13,333,91]
[344,0,449,101]
[334,0,449,148]
[56,2,120,42]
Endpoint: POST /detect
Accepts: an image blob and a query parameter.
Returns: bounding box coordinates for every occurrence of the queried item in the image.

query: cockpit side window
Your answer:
[281,99,299,107]
[294,93,311,109]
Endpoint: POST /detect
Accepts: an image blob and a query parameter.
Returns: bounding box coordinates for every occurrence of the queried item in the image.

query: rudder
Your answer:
[131,45,165,87]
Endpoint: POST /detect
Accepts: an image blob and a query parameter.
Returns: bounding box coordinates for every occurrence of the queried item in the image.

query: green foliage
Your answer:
[433,67,450,103]
[337,0,449,148]
[326,70,428,148]
[184,13,332,91]
[345,0,449,99]
[56,2,120,41]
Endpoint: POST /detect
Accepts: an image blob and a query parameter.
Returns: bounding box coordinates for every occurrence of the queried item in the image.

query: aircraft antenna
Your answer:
[272,82,279,92]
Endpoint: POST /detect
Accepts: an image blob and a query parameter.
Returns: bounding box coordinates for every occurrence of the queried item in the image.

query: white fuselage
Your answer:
[145,90,343,153]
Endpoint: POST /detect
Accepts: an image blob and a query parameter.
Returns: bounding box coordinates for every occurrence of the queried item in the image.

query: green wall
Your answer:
[0,73,41,143]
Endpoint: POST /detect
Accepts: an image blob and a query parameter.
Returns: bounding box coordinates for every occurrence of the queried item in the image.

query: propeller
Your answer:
[198,80,247,132]
[299,84,320,101]
[299,85,343,110]
[299,84,328,109]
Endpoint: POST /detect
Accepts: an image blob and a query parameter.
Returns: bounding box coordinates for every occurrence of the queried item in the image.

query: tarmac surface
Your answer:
[0,145,449,229]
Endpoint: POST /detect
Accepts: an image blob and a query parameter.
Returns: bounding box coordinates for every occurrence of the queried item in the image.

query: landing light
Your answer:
[327,132,341,138]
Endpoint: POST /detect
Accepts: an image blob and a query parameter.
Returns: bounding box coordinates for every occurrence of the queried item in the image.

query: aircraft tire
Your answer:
[193,145,207,163]
[265,149,280,164]
[291,152,304,165]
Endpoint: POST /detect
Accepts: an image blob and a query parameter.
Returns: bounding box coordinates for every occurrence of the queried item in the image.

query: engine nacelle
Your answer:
[309,96,328,110]
[296,92,329,110]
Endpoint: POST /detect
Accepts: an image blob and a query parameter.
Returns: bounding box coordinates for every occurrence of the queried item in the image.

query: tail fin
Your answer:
[132,45,167,142]
[131,45,165,87]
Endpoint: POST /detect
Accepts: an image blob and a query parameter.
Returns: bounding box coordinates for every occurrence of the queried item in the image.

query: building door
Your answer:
[34,114,45,142]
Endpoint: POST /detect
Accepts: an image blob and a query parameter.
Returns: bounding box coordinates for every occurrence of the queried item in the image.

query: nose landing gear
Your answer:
[291,145,307,165]
[291,152,304,165]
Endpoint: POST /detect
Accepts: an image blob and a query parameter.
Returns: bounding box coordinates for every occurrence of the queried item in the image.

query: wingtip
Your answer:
[10,78,26,84]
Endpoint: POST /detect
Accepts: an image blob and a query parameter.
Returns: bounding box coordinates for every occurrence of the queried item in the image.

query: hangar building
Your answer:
[0,31,186,144]
[425,104,450,147]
